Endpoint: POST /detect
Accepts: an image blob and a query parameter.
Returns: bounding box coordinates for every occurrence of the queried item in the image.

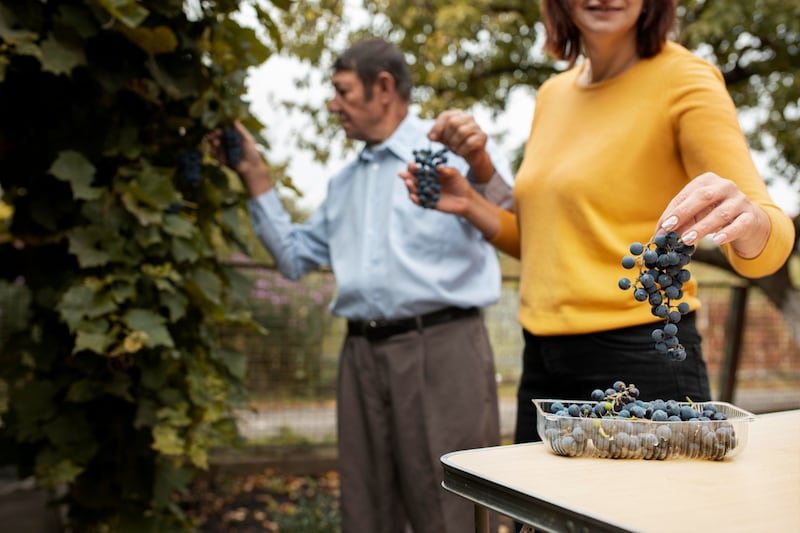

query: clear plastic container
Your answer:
[533,399,756,460]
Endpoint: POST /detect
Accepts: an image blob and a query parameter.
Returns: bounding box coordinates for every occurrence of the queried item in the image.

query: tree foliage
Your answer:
[276,0,799,193]
[0,0,284,529]
[678,0,800,189]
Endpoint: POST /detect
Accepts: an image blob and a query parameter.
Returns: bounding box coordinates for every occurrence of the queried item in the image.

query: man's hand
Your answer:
[208,120,273,197]
[400,162,473,216]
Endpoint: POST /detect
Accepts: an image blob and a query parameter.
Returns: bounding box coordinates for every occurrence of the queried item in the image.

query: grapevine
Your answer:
[412,147,448,209]
[618,231,695,361]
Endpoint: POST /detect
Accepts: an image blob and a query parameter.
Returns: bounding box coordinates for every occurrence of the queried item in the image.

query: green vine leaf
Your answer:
[74,329,112,355]
[40,33,86,76]
[118,25,178,56]
[120,189,163,226]
[171,237,201,264]
[187,267,223,306]
[48,150,102,201]
[0,6,40,62]
[214,347,248,380]
[163,214,196,239]
[67,226,113,268]
[122,308,174,348]
[152,424,185,456]
[57,284,95,332]
[153,459,194,505]
[57,282,119,333]
[35,458,84,487]
[158,290,189,322]
[97,0,150,28]
[118,166,176,214]
[187,441,209,469]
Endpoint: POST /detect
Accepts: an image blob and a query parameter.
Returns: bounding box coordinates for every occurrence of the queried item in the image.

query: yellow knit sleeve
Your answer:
[667,47,796,277]
[489,207,520,258]
[721,206,796,278]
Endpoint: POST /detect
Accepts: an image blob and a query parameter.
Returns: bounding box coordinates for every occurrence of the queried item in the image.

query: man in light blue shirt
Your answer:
[213,37,513,533]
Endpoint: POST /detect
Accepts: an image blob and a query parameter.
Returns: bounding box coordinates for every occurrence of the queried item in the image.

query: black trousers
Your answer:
[515,312,712,443]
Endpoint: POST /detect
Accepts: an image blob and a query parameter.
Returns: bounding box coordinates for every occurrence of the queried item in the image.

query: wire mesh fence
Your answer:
[1,263,798,447]
[227,264,800,445]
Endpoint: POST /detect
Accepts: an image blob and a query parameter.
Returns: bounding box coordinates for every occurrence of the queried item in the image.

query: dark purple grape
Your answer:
[164,201,182,214]
[413,147,448,209]
[221,126,242,168]
[618,232,696,360]
[177,149,203,188]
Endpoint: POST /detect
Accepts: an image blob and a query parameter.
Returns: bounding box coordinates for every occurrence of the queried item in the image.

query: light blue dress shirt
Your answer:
[248,114,514,321]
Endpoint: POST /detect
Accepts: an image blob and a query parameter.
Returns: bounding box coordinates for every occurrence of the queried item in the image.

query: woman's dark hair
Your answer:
[333,37,413,101]
[541,0,677,67]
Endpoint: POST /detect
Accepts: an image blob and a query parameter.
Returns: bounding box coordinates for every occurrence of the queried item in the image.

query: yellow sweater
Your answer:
[492,41,795,336]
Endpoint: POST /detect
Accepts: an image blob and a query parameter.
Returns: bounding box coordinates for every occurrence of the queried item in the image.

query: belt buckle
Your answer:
[363,319,386,342]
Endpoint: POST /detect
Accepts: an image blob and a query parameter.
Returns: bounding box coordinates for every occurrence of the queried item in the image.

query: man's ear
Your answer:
[375,71,396,102]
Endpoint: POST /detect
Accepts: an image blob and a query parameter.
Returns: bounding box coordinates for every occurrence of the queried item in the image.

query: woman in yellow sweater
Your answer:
[402,0,795,443]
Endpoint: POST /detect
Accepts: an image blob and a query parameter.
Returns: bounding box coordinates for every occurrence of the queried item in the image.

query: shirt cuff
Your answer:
[468,170,514,210]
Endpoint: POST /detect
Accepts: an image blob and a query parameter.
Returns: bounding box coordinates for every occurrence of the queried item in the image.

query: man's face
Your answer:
[327,70,384,143]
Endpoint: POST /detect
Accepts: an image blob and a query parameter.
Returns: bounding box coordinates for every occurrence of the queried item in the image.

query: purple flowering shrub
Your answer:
[226,256,337,400]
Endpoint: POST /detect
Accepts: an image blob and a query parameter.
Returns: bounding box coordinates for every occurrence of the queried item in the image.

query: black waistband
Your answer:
[347,306,479,342]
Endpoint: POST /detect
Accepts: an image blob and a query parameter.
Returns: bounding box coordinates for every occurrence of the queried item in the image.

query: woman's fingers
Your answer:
[659,172,754,245]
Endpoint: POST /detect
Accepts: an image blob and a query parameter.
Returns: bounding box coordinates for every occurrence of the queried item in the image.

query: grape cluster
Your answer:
[618,231,695,361]
[176,149,202,188]
[221,125,242,168]
[412,147,448,209]
[538,382,742,461]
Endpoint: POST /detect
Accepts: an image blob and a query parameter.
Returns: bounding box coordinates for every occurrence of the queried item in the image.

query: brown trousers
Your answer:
[337,313,501,533]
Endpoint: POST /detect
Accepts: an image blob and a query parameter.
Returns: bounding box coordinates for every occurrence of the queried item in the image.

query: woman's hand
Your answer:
[657,172,771,259]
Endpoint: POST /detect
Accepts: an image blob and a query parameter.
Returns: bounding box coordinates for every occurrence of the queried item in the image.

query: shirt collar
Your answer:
[357,114,435,164]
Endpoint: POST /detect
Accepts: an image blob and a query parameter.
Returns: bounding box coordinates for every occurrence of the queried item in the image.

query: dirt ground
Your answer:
[178,467,516,533]
[178,467,341,533]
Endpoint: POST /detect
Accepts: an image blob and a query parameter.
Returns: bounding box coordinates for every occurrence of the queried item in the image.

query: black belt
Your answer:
[347,306,480,342]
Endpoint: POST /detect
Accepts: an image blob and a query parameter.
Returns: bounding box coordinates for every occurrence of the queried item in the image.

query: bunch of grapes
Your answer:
[618,231,695,361]
[221,125,242,168]
[412,147,448,209]
[176,149,203,188]
[540,381,738,460]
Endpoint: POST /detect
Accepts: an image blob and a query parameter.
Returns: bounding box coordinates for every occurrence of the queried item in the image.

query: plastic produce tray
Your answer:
[534,399,755,461]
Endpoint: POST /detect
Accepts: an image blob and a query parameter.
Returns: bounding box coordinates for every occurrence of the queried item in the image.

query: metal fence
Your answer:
[229,265,800,444]
[1,264,798,446]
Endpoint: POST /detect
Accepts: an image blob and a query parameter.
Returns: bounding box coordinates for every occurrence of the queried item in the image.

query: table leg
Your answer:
[474,504,489,533]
